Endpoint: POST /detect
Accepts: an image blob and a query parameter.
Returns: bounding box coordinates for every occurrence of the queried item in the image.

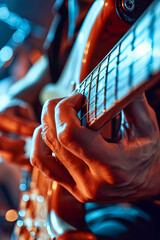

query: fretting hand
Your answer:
[30,93,160,203]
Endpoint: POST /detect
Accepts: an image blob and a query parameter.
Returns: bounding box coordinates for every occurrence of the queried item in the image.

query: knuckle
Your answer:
[54,100,66,120]
[42,99,57,121]
[57,125,75,148]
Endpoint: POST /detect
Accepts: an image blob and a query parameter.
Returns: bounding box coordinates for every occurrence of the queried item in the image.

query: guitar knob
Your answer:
[122,0,135,12]
[115,0,153,24]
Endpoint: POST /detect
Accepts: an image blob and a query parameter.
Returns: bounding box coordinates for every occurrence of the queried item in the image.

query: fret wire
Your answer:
[80,87,118,121]
[76,60,109,109]
[77,54,110,93]
[86,71,93,123]
[94,66,100,118]
[129,27,135,88]
[149,6,154,78]
[104,56,110,111]
[77,55,108,91]
[80,94,114,123]
[77,0,158,93]
[81,78,87,95]
[77,54,120,96]
[115,45,120,100]
[80,75,115,117]
[77,0,159,125]
[80,60,157,123]
[79,54,145,116]
[79,32,154,112]
[80,90,113,120]
[79,65,107,121]
[89,71,97,121]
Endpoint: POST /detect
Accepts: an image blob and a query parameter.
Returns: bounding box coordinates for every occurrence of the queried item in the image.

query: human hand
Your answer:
[0,96,39,166]
[30,93,160,203]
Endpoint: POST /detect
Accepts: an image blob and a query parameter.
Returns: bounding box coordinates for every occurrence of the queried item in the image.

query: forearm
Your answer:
[7,55,51,104]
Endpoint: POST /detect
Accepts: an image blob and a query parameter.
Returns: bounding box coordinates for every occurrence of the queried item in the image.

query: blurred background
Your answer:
[0,1,54,239]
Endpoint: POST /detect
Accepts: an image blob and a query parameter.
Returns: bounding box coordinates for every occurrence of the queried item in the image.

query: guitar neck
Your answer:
[76,0,160,130]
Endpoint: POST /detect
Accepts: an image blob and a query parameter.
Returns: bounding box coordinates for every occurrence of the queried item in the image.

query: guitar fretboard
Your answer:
[76,0,160,129]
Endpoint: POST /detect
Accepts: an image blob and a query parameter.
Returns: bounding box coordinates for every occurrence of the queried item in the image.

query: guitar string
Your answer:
[76,42,152,107]
[76,57,109,92]
[79,59,152,112]
[79,62,154,124]
[76,9,157,97]
[76,1,158,124]
[77,37,154,95]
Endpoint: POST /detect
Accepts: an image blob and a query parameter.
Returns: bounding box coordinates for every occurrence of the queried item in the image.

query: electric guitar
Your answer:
[15,0,160,239]
[46,0,160,239]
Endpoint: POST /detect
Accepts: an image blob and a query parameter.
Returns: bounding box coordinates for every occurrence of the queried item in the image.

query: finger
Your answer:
[30,125,75,188]
[41,98,62,136]
[54,93,90,151]
[55,93,84,133]
[41,98,63,155]
[54,93,119,164]
[32,126,93,202]
[0,114,39,136]
[41,94,120,187]
[41,97,90,177]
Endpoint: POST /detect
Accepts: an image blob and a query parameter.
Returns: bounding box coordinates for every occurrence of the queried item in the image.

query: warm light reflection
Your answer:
[5,209,18,222]
[52,181,58,190]
[29,49,42,64]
